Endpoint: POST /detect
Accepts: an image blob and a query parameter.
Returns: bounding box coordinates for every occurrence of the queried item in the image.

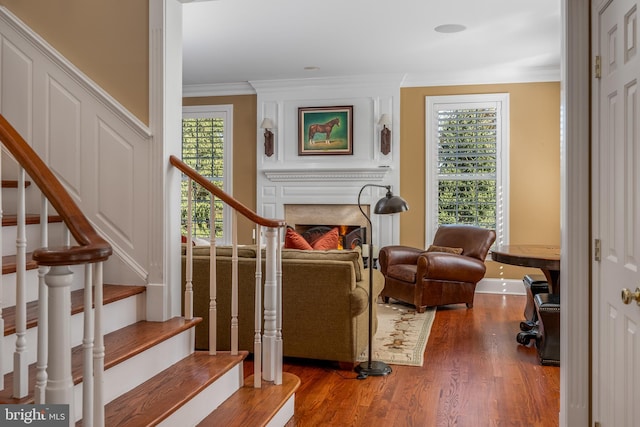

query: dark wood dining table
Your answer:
[490,244,561,348]
[490,244,561,294]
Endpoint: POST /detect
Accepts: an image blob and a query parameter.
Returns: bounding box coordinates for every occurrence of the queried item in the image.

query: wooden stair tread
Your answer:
[2,252,38,274]
[2,214,63,227]
[198,373,301,427]
[84,351,248,427]
[3,284,146,336]
[0,316,200,404]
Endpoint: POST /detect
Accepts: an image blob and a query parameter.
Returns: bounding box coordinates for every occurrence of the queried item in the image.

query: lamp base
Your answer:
[355,360,392,377]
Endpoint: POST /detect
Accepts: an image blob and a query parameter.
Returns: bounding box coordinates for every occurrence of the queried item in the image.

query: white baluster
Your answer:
[253,225,262,388]
[35,195,49,403]
[275,226,283,385]
[93,262,105,427]
[230,211,238,355]
[209,195,217,355]
[14,167,27,398]
[45,265,74,420]
[185,179,193,320]
[262,227,277,382]
[82,264,94,427]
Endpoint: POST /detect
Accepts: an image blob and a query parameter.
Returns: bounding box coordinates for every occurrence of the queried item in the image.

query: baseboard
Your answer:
[476,278,525,295]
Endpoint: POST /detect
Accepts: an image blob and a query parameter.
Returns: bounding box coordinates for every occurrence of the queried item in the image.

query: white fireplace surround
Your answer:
[252,75,404,249]
[259,167,402,251]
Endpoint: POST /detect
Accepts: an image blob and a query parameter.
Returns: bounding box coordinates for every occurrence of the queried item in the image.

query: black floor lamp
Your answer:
[355,184,409,378]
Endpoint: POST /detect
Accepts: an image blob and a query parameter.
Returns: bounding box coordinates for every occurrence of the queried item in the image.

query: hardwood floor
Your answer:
[246,293,560,427]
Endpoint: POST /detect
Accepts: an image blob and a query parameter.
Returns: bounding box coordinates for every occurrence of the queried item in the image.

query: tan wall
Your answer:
[183,95,258,245]
[0,0,149,124]
[401,82,561,279]
[0,3,561,278]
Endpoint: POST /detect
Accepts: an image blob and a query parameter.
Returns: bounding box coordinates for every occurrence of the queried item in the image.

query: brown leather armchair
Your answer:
[379,225,496,312]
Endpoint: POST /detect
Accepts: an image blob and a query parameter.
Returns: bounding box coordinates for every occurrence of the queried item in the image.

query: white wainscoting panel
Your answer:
[97,121,135,247]
[0,36,32,140]
[0,8,153,285]
[47,76,82,197]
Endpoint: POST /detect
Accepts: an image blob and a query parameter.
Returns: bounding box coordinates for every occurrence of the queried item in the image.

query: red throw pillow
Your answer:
[310,227,340,250]
[284,228,313,250]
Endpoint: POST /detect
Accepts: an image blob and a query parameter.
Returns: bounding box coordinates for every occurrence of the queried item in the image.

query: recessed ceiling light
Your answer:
[304,66,320,71]
[434,24,467,33]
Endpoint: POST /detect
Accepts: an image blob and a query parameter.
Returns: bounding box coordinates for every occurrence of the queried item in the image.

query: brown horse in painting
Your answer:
[308,118,340,144]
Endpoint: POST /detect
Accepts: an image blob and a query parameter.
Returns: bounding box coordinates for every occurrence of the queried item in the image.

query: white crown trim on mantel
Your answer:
[263,167,390,182]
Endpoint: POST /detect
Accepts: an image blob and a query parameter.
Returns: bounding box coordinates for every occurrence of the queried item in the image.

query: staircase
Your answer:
[0,129,299,425]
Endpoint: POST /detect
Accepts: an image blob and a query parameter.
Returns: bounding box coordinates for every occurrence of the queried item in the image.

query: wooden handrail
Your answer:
[0,114,112,265]
[170,155,286,229]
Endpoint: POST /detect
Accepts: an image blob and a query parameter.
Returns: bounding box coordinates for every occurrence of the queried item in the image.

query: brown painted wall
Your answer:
[183,95,258,245]
[401,82,561,278]
[0,0,149,124]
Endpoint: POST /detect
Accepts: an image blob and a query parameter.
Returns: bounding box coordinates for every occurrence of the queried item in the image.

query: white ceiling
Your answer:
[181,0,561,90]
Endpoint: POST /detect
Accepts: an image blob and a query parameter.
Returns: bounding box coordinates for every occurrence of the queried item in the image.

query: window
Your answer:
[181,105,233,244]
[425,94,509,246]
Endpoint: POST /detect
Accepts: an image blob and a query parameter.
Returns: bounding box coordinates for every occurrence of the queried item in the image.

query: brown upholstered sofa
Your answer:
[181,245,384,365]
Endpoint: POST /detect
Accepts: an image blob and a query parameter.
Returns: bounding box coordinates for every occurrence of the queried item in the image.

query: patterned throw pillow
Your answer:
[426,244,464,255]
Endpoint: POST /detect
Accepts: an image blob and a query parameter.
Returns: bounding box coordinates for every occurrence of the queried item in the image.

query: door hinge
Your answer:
[595,55,602,79]
[595,238,601,261]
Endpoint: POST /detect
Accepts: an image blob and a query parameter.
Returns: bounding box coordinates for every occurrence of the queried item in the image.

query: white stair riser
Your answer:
[1,292,146,375]
[1,179,53,217]
[2,222,66,254]
[72,329,195,422]
[267,396,295,427]
[1,265,88,308]
[158,362,243,427]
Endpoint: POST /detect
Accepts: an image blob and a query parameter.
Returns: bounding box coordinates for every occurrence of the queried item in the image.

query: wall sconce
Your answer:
[378,114,391,155]
[260,118,274,157]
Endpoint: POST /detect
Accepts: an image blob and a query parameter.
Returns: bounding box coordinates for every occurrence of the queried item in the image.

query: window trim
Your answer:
[425,94,509,246]
[182,104,233,244]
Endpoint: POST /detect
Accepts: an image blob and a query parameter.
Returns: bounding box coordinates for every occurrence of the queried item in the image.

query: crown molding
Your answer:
[182,82,256,97]
[402,66,561,87]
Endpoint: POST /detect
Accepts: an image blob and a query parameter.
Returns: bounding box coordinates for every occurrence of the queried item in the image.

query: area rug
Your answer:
[357,301,436,367]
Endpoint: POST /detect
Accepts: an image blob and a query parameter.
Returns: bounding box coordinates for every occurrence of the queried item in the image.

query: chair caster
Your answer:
[520,320,536,331]
[516,330,537,346]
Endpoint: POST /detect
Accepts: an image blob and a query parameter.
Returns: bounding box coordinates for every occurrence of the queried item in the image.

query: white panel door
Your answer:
[594,0,640,425]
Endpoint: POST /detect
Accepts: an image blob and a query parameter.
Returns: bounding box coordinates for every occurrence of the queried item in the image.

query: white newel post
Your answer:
[45,265,75,422]
[262,227,277,382]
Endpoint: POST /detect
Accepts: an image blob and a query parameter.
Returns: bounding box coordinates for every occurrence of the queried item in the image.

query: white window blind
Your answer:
[181,105,233,243]
[425,94,509,246]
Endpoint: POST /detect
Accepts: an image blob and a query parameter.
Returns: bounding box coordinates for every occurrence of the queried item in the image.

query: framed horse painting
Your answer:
[298,106,353,155]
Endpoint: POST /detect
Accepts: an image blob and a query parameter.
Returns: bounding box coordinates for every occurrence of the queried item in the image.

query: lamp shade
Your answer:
[374,191,409,214]
[260,118,274,129]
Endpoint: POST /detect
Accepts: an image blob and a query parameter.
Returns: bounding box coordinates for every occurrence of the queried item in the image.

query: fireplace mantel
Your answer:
[263,166,391,182]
